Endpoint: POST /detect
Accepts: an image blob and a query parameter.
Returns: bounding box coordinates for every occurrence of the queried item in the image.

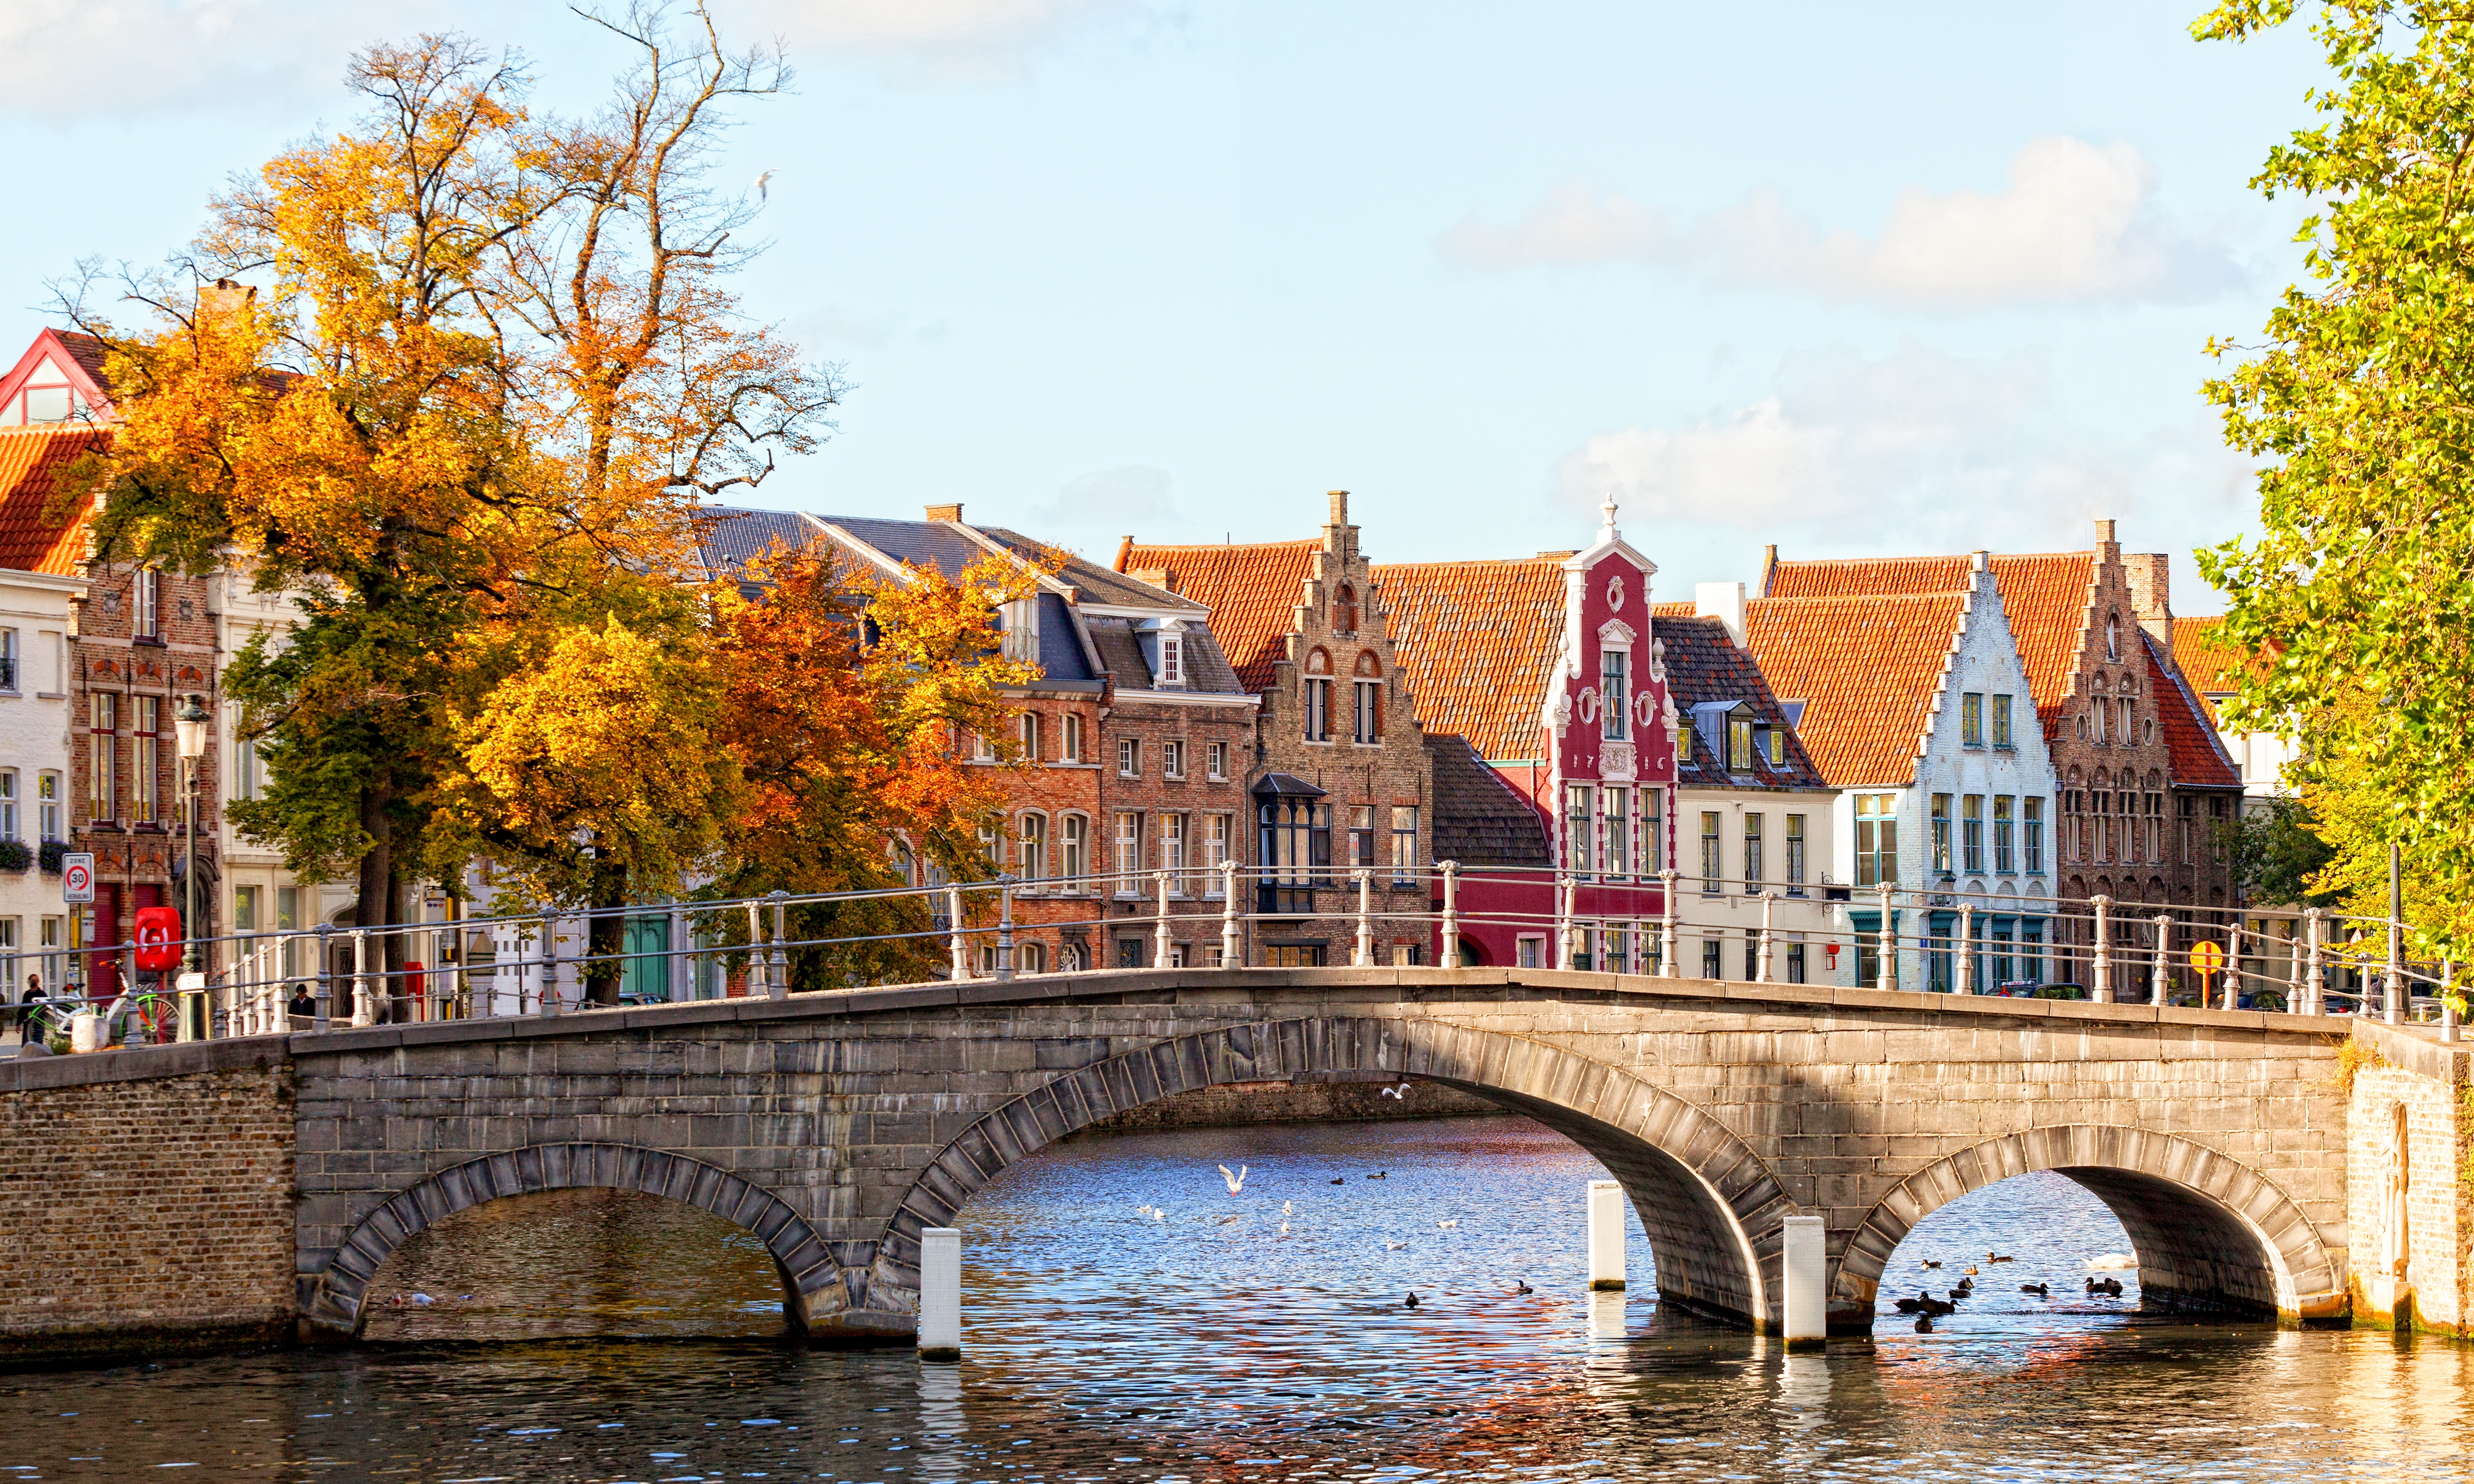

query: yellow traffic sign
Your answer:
[2189,939,2226,976]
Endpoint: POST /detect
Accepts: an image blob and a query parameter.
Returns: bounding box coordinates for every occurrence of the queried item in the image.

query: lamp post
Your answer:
[174,693,211,1039]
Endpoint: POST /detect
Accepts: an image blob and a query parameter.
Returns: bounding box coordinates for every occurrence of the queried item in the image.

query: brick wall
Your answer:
[0,1044,295,1363]
[2346,1021,2474,1335]
[1093,693,1253,969]
[972,693,1103,973]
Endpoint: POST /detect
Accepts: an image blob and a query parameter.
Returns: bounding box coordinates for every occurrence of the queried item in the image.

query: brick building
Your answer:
[1120,491,1435,966]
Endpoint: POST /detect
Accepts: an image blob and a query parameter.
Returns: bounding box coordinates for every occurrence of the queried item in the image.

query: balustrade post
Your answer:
[2304,907,2325,1016]
[947,886,969,981]
[2443,961,2460,1044]
[1555,875,1575,972]
[1756,892,1776,985]
[2388,841,2405,1024]
[1954,902,1975,996]
[350,929,373,1027]
[668,904,690,1003]
[2090,896,2112,1003]
[1439,860,1460,970]
[1220,860,1242,968]
[746,902,770,997]
[1155,870,1175,968]
[2222,920,2244,1012]
[1660,869,1679,978]
[768,890,790,1001]
[312,922,334,1033]
[540,920,562,1017]
[2150,915,2172,1006]
[1878,887,1899,992]
[996,879,1015,984]
[1352,870,1374,968]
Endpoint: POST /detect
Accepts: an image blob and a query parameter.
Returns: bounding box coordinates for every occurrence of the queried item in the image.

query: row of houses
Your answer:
[0,316,2270,1002]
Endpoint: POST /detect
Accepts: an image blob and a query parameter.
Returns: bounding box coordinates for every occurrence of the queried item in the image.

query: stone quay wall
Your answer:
[2347,1019,2474,1337]
[0,1039,296,1367]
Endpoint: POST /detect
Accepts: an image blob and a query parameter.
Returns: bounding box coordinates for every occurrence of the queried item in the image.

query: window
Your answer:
[1203,813,1232,892]
[2094,790,2111,862]
[999,597,1039,664]
[1742,813,1763,889]
[2107,614,2120,661]
[1855,793,1898,887]
[1019,813,1048,881]
[2121,699,2137,749]
[2147,792,2164,862]
[1930,793,1952,875]
[234,885,259,934]
[1118,738,1140,777]
[1160,813,1188,892]
[973,727,998,763]
[2121,790,2141,863]
[1743,934,1760,982]
[1702,937,1723,979]
[0,629,16,691]
[1208,740,1227,780]
[1642,787,1663,873]
[1062,712,1083,762]
[1992,694,2013,748]
[1962,692,1984,747]
[1993,796,2015,875]
[978,823,1001,870]
[1353,653,1383,745]
[1600,787,1628,878]
[1349,806,1376,869]
[135,569,161,639]
[1018,712,1041,761]
[1700,811,1723,894]
[38,916,62,992]
[1114,811,1144,889]
[1765,727,1785,765]
[89,690,116,821]
[2095,697,2111,745]
[1787,940,1806,984]
[1728,717,1753,772]
[2024,797,2044,873]
[1258,798,1333,900]
[1600,924,1628,975]
[133,695,160,825]
[1163,739,1185,779]
[1061,814,1088,884]
[1018,941,1049,974]
[1962,795,1983,874]
[1517,935,1544,970]
[2179,795,2195,864]
[1303,652,1333,743]
[1391,806,1418,885]
[36,772,60,842]
[1600,647,1629,741]
[1785,815,1806,895]
[1116,938,1148,969]
[0,771,16,840]
[277,886,300,979]
[1565,786,1593,876]
[1157,631,1184,686]
[1334,585,1358,636]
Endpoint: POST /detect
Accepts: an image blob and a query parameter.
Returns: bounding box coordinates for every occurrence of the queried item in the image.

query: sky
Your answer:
[0,0,2329,609]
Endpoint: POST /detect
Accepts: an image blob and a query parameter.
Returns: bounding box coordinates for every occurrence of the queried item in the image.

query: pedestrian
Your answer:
[287,983,316,1022]
[18,973,45,1047]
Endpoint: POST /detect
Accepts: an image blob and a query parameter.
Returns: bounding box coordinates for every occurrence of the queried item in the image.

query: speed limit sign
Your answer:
[61,852,94,904]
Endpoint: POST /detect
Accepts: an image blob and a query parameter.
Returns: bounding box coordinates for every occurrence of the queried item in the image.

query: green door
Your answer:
[621,915,670,1002]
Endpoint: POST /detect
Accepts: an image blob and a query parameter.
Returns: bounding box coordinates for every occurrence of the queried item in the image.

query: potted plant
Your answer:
[0,839,32,873]
[37,840,67,875]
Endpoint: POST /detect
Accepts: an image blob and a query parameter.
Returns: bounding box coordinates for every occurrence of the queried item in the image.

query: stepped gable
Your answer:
[1742,591,1970,787]
[1650,613,1822,789]
[2145,629,2240,790]
[0,426,105,575]
[1766,551,2096,734]
[1364,556,1565,764]
[1113,537,1319,692]
[1424,732,1549,867]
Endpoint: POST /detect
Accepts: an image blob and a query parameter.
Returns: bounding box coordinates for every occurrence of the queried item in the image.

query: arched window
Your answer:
[1334,585,1358,637]
[1017,940,1049,974]
[1303,650,1333,742]
[1018,813,1048,881]
[1352,653,1383,745]
[2107,614,2121,662]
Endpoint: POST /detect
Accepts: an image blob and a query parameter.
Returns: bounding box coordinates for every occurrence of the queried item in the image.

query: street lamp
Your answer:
[175,695,211,1037]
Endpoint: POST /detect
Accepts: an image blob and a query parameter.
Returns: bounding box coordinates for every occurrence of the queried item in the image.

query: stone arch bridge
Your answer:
[278,964,2352,1341]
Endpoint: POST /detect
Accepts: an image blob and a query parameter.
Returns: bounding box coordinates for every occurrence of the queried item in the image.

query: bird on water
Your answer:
[1514,1281,1533,1294]
[2020,1283,2049,1297]
[1404,1292,1421,1308]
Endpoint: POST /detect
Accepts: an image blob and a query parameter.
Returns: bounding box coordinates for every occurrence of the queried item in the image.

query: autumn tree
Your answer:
[2194,1,2474,974]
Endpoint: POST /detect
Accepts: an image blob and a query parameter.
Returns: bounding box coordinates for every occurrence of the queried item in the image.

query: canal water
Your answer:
[5,1114,2471,1482]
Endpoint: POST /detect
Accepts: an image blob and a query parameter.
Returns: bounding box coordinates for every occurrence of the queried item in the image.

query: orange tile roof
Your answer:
[1649,600,1694,618]
[1115,538,1319,690]
[1367,556,1566,762]
[1766,552,2096,733]
[0,426,101,575]
[1742,592,1969,787]
[2146,629,2240,789]
[2169,615,2261,724]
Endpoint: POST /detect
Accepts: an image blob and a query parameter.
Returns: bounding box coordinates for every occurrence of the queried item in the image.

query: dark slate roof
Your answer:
[1652,615,1828,790]
[976,527,1208,612]
[694,507,822,580]
[1084,617,1154,688]
[1426,733,1550,867]
[1029,592,1099,683]
[815,514,990,580]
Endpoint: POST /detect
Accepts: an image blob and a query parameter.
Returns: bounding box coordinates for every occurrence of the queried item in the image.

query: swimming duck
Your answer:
[2019,1282,2049,1297]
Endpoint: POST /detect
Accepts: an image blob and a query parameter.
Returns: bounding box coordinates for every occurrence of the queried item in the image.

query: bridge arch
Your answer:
[1836,1125,2345,1323]
[867,1016,1792,1330]
[306,1143,856,1339]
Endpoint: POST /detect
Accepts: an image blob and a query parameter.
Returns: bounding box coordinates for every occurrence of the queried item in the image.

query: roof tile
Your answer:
[1367,557,1566,762]
[1651,615,1824,789]
[1742,592,1970,787]
[1116,539,1320,690]
[2145,628,2241,789]
[0,426,101,575]
[2169,615,2258,724]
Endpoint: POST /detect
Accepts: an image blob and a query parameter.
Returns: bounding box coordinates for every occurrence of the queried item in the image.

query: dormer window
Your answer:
[1727,717,1753,772]
[999,597,1038,664]
[1158,631,1183,686]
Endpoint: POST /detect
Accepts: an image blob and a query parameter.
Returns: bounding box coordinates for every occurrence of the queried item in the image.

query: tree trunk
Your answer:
[586,842,626,1006]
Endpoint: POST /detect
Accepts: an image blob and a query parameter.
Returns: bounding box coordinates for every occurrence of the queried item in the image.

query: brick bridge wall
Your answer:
[276,966,2352,1341]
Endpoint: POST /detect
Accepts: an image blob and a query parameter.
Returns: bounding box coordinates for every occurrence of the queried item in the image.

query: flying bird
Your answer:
[1379,1082,1411,1099]
[1219,1163,1248,1194]
[754,169,775,200]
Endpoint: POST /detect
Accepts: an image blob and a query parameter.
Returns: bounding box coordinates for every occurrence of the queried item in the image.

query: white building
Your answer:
[1747,552,2064,991]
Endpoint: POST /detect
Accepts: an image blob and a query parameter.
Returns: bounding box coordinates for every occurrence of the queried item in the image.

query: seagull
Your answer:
[1152,1209,1164,1222]
[1281,1201,1292,1216]
[1220,1163,1248,1194]
[1278,1220,1289,1235]
[1384,1240,1408,1251]
[754,169,775,200]
[1379,1083,1411,1099]
[1436,1220,1459,1229]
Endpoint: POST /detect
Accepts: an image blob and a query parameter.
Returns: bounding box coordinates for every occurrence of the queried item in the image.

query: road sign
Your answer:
[61,852,94,904]
[2189,939,2226,976]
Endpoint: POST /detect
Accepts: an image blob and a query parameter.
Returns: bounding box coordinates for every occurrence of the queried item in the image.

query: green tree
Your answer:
[2220,795,2342,908]
[2194,0,2474,967]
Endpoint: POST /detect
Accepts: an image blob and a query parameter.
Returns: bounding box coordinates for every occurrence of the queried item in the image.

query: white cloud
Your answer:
[740,0,1172,84]
[1440,136,2239,310]
[1031,463,1180,528]
[0,0,435,121]
[1557,342,2254,592]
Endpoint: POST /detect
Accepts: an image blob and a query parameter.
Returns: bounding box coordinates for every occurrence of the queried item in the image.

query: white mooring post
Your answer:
[2221,920,2244,1012]
[2090,895,2113,1003]
[1220,860,1242,968]
[918,1227,962,1362]
[1587,1179,1625,1290]
[1660,869,1679,977]
[2151,915,2173,1006]
[1782,1214,1825,1352]
[1439,860,1460,969]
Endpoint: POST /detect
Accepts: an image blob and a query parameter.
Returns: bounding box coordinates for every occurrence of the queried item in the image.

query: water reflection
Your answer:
[3,1116,2471,1482]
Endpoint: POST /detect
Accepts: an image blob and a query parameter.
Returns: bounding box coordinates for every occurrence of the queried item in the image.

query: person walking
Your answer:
[17,973,46,1049]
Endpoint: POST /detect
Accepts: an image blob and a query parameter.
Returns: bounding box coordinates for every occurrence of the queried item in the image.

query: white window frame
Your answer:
[1163,739,1185,779]
[1118,737,1140,777]
[1207,740,1227,780]
[1158,631,1184,686]
[1018,812,1048,883]
[1114,811,1144,893]
[1062,712,1083,763]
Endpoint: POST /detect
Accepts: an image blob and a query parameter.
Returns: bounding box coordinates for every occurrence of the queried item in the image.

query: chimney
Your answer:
[2094,516,2118,551]
[1695,580,1747,650]
[197,277,256,321]
[2124,551,2174,664]
[924,503,963,523]
[1327,489,1350,527]
[1758,543,1778,598]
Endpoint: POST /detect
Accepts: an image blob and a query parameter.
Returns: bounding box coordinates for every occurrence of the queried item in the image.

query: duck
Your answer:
[1963,1265,1980,1276]
[1918,1295,1956,1317]
[1922,1259,1942,1269]
[1894,1297,1924,1314]
[1328,1177,1345,1186]
[2019,1282,2049,1297]
[1987,1253,2014,1263]
[1514,1281,1534,1295]
[1914,1315,1935,1333]
[1367,1171,1388,1180]
[2098,1276,2124,1297]
[1404,1291,1421,1309]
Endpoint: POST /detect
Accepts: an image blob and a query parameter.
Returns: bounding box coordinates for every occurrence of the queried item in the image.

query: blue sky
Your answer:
[0,1,2325,607]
